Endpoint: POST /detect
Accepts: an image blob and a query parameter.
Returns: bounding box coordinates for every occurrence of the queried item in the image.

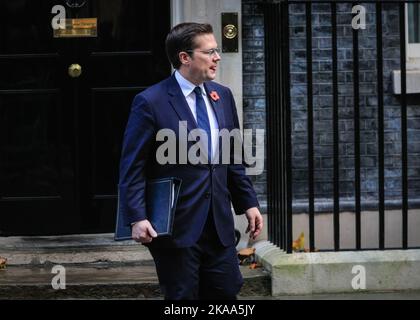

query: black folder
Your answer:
[114,177,182,241]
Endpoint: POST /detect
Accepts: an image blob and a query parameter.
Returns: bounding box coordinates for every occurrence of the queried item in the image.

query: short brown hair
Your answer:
[165,22,213,69]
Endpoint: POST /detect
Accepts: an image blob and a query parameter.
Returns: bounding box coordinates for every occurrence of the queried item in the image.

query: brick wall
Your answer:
[242,1,420,211]
[242,0,267,211]
[289,2,420,211]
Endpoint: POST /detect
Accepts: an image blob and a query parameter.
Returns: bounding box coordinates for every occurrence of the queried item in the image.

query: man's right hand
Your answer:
[131,220,158,243]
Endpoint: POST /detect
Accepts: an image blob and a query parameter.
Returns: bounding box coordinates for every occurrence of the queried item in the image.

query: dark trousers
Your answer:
[148,212,243,300]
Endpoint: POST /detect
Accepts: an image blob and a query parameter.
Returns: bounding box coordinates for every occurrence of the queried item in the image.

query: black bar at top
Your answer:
[399,3,408,249]
[287,1,420,3]
[352,2,362,250]
[376,2,385,250]
[331,2,340,251]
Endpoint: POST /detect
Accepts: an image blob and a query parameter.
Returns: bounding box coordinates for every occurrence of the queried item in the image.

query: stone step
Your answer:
[0,234,151,265]
[0,234,271,299]
[0,264,270,299]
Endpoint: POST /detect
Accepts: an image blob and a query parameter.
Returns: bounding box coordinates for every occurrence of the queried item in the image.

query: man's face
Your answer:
[184,33,221,85]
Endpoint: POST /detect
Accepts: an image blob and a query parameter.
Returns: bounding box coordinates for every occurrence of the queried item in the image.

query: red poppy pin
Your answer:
[210,91,220,102]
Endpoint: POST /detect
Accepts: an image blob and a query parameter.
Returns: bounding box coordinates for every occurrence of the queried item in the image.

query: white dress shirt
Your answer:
[174,71,219,161]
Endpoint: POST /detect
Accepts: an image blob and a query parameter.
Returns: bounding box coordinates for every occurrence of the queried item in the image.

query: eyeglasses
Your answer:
[186,48,221,57]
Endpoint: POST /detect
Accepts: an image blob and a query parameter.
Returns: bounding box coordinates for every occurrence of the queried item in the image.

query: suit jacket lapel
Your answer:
[167,74,198,133]
[204,82,225,129]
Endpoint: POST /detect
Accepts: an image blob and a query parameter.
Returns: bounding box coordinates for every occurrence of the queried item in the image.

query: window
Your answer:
[407,3,420,61]
[408,3,420,42]
[392,3,420,93]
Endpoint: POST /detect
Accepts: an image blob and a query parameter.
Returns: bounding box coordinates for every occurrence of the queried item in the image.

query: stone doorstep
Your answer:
[0,247,153,266]
[0,234,271,299]
[0,264,161,299]
[0,233,151,265]
[0,233,138,249]
[255,241,420,296]
[0,265,270,299]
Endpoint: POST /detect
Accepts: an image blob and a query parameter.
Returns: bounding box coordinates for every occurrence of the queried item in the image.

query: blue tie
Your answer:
[194,86,212,162]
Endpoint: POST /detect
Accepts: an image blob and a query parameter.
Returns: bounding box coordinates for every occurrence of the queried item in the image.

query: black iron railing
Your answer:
[263,0,416,252]
[263,2,293,252]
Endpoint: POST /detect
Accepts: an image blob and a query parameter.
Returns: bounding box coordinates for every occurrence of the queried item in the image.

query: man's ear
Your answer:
[179,52,191,66]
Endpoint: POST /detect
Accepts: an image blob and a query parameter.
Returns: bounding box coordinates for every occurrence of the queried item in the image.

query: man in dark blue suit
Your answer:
[118,22,263,300]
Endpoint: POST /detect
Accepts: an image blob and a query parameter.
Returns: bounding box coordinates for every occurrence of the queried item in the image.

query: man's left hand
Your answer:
[245,207,263,240]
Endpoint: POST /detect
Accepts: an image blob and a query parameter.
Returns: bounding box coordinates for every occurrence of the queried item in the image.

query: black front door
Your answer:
[0,0,170,235]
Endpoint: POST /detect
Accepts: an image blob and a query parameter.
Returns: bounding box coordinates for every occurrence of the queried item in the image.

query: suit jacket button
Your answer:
[205,192,211,199]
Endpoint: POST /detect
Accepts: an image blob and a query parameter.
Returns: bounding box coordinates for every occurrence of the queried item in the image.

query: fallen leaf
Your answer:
[249,262,262,269]
[292,232,305,252]
[0,256,7,270]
